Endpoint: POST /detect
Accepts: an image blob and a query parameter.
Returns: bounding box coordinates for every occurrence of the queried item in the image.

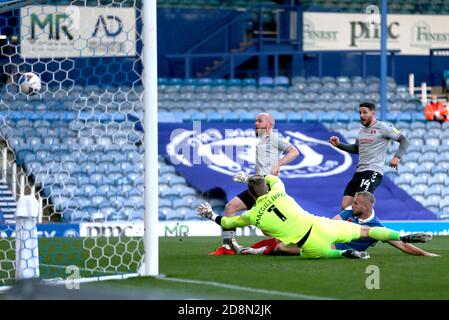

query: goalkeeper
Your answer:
[241,191,439,257]
[197,175,432,259]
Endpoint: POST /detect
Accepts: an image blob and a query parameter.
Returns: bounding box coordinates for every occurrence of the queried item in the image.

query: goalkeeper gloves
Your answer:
[196,202,218,221]
[232,171,249,184]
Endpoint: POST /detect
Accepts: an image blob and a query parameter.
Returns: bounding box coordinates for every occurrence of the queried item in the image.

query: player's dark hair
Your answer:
[355,191,375,205]
[248,175,269,198]
[359,101,376,111]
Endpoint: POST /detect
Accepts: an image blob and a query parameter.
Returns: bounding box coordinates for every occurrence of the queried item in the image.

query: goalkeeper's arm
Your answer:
[216,215,251,229]
[264,175,285,193]
[197,202,251,229]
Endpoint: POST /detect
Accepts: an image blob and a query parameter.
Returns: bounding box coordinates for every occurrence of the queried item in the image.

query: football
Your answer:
[18,72,41,95]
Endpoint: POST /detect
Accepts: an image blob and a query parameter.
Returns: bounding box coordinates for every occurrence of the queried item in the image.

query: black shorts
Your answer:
[343,171,383,197]
[236,190,256,209]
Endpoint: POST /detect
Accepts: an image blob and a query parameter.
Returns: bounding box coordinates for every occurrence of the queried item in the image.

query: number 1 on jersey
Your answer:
[268,205,287,221]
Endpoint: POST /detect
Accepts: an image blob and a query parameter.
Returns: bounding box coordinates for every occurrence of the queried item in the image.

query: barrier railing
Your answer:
[167,49,401,79]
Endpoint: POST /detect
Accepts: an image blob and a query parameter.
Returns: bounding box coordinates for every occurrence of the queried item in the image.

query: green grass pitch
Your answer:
[2,236,449,299]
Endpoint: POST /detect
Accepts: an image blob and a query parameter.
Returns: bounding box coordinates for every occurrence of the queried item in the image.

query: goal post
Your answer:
[142,0,159,277]
[0,0,158,286]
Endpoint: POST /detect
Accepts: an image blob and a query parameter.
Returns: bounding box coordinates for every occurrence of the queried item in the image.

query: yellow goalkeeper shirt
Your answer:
[219,175,316,246]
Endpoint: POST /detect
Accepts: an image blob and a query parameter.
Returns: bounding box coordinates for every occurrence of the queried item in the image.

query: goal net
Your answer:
[0,0,157,286]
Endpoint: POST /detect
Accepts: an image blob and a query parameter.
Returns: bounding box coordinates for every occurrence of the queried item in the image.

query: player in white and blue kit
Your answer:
[333,191,438,256]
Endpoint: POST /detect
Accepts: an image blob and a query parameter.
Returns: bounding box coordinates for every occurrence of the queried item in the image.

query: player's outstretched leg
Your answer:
[400,233,433,243]
[364,227,433,244]
[366,226,401,241]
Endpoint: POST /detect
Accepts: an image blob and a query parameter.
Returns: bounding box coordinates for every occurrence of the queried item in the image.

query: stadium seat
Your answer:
[424,185,443,197]
[165,208,185,221]
[286,112,302,122]
[184,209,202,220]
[439,197,449,212]
[410,174,427,186]
[274,76,289,86]
[422,196,441,212]
[303,112,319,123]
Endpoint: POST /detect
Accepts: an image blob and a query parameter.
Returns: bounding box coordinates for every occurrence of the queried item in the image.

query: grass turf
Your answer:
[1,236,449,299]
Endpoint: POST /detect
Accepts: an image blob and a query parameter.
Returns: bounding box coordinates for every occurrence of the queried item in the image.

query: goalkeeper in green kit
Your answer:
[197,175,432,259]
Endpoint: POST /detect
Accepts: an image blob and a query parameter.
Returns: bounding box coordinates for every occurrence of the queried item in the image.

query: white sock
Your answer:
[241,246,268,255]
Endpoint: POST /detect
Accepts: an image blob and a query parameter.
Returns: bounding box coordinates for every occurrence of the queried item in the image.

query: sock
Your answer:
[250,238,278,252]
[222,229,236,247]
[242,246,268,255]
[368,227,400,241]
[326,250,344,259]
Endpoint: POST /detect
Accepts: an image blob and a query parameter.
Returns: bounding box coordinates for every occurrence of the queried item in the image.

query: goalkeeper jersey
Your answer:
[219,175,317,246]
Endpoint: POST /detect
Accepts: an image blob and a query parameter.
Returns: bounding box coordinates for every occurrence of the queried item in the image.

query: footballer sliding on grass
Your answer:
[197,175,433,259]
[239,191,439,257]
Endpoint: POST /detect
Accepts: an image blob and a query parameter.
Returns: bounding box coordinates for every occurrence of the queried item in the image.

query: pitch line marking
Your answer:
[37,264,337,299]
[158,276,337,300]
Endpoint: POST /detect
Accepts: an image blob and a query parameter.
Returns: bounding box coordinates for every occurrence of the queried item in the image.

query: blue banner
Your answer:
[159,122,436,220]
[0,224,80,238]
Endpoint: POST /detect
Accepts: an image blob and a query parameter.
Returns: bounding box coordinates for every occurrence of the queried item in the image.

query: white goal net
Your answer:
[0,0,157,286]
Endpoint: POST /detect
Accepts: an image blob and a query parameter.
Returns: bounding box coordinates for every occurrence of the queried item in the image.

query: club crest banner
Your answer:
[159,122,436,220]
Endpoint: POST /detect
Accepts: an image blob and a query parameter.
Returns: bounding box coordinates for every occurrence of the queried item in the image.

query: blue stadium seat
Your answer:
[439,198,449,213]
[334,112,350,123]
[271,111,287,122]
[318,111,334,123]
[441,187,449,198]
[286,112,302,122]
[227,78,242,86]
[421,145,438,153]
[303,112,318,123]
[165,209,184,221]
[206,111,224,122]
[397,165,414,175]
[259,76,274,87]
[274,76,289,86]
[423,196,440,212]
[415,165,432,175]
[169,175,187,186]
[223,112,239,122]
[424,185,443,197]
[178,186,197,197]
[239,111,255,122]
[161,187,179,200]
[417,152,438,163]
[394,173,414,185]
[410,184,427,196]
[396,113,412,122]
[184,209,202,220]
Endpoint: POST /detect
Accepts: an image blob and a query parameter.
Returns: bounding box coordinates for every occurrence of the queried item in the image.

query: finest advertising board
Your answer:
[303,12,449,55]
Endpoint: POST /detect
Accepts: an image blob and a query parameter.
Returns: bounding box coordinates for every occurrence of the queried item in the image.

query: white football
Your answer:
[18,72,41,95]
